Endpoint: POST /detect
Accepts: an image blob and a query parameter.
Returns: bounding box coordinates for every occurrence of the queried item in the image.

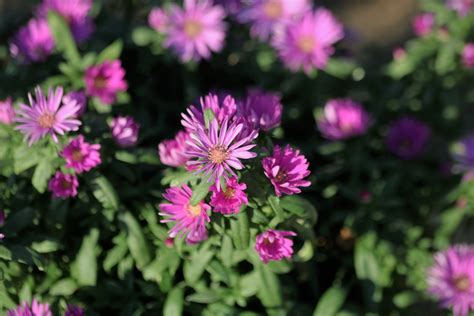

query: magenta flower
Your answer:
[186,224,209,244]
[164,0,227,62]
[385,117,430,159]
[0,97,15,125]
[392,47,406,61]
[262,145,311,196]
[61,135,101,173]
[239,89,282,131]
[15,86,81,146]
[273,8,344,74]
[462,43,474,69]
[110,116,140,147]
[255,229,296,264]
[159,184,211,243]
[8,299,52,316]
[412,13,434,37]
[148,8,169,33]
[63,91,87,117]
[84,60,128,105]
[36,0,93,43]
[159,130,191,167]
[48,172,79,199]
[10,18,54,63]
[317,98,371,140]
[64,305,84,316]
[427,245,474,316]
[209,177,248,214]
[237,0,310,41]
[186,118,258,186]
[446,0,474,16]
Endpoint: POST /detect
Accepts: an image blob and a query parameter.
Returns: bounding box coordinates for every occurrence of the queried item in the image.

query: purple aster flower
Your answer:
[213,0,243,17]
[262,144,311,196]
[10,18,54,63]
[61,135,101,173]
[164,0,227,62]
[186,118,258,187]
[446,0,474,16]
[63,91,87,117]
[159,184,211,243]
[255,229,296,264]
[462,43,474,69]
[427,245,474,316]
[412,13,435,37]
[185,224,208,244]
[148,8,169,33]
[385,117,430,159]
[84,60,128,105]
[239,89,283,131]
[48,172,79,199]
[451,134,474,176]
[0,97,15,125]
[316,98,372,140]
[159,130,191,167]
[64,305,84,316]
[273,8,344,74]
[110,116,140,148]
[8,299,52,316]
[209,177,248,214]
[15,86,81,146]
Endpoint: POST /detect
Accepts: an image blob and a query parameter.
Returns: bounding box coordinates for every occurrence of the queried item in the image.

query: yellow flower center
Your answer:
[275,170,287,183]
[208,146,228,164]
[71,150,84,162]
[184,20,203,38]
[38,112,56,128]
[223,187,235,199]
[263,1,283,19]
[94,76,107,89]
[187,204,202,217]
[61,179,72,190]
[297,36,315,53]
[453,274,471,292]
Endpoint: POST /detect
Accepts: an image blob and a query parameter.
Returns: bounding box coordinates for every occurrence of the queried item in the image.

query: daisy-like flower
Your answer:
[159,130,191,167]
[462,43,474,69]
[238,0,310,41]
[9,18,54,63]
[48,172,79,199]
[61,135,101,173]
[63,91,87,117]
[164,0,227,62]
[186,118,258,187]
[64,305,84,316]
[427,245,474,316]
[84,60,128,105]
[110,116,140,148]
[385,117,430,159]
[148,8,169,33]
[316,98,372,140]
[239,89,282,131]
[8,299,52,316]
[209,177,248,214]
[0,97,15,125]
[273,8,344,74]
[255,229,296,264]
[412,13,434,37]
[15,86,81,146]
[446,0,474,16]
[159,184,211,243]
[262,145,311,196]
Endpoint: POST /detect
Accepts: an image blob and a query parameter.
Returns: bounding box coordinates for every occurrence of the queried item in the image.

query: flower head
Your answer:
[412,13,434,37]
[317,98,371,140]
[273,8,344,74]
[164,0,227,61]
[427,245,474,316]
[48,172,79,199]
[64,305,84,316]
[84,60,128,105]
[110,116,140,147]
[159,185,211,243]
[262,145,311,196]
[237,0,310,40]
[63,91,87,117]
[8,299,52,316]
[385,117,430,159]
[10,18,54,63]
[210,177,248,214]
[148,8,169,33]
[446,0,474,16]
[451,134,474,175]
[239,89,282,131]
[213,0,243,17]
[15,86,81,145]
[255,229,296,264]
[61,135,101,173]
[0,97,15,125]
[462,43,474,69]
[159,130,191,167]
[185,224,208,244]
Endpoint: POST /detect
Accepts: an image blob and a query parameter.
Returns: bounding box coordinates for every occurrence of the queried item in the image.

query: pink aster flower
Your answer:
[462,43,474,69]
[317,98,372,140]
[262,144,311,196]
[186,224,208,244]
[186,118,258,187]
[446,0,474,16]
[0,97,15,125]
[8,299,52,316]
[159,184,211,243]
[15,86,81,146]
[273,8,344,74]
[48,172,79,199]
[239,89,282,131]
[61,135,101,173]
[209,177,248,214]
[164,0,227,62]
[238,0,310,41]
[9,18,54,63]
[148,8,169,33]
[64,305,84,316]
[110,116,140,147]
[84,60,128,105]
[255,229,296,264]
[63,91,87,117]
[427,245,474,316]
[412,13,434,37]
[159,130,191,167]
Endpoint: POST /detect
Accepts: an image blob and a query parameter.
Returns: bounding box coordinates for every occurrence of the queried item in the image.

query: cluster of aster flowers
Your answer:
[7,299,83,316]
[158,91,310,263]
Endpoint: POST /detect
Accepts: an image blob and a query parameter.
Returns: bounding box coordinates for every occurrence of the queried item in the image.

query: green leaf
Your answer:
[47,12,81,65]
[324,58,358,79]
[313,285,348,316]
[97,40,123,63]
[31,239,61,253]
[280,195,317,224]
[72,228,99,286]
[190,177,212,206]
[0,245,12,260]
[240,271,259,297]
[164,286,184,316]
[268,196,284,220]
[230,211,250,250]
[103,234,129,272]
[121,212,151,270]
[93,176,120,210]
[132,26,157,46]
[184,246,214,284]
[14,145,39,174]
[50,278,78,296]
[4,208,35,234]
[257,264,283,310]
[220,235,233,268]
[32,159,54,193]
[435,44,456,75]
[393,291,419,309]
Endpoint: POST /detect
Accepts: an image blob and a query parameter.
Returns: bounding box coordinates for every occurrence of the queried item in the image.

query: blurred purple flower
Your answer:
[8,299,52,316]
[64,305,84,316]
[110,116,140,147]
[462,43,474,69]
[446,0,474,16]
[63,91,87,117]
[385,117,430,159]
[213,0,243,17]
[239,89,282,131]
[451,134,474,176]
[412,13,434,37]
[84,60,128,105]
[148,8,169,33]
[48,172,79,199]
[0,97,15,125]
[159,130,191,167]
[255,229,296,264]
[10,18,54,63]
